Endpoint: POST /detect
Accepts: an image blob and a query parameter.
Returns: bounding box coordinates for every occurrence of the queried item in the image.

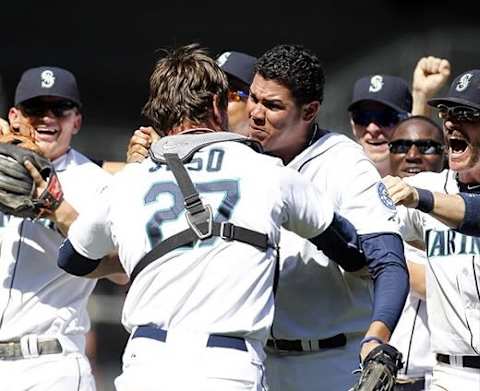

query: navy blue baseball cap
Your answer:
[15,66,82,107]
[348,75,412,114]
[428,70,480,110]
[216,51,257,86]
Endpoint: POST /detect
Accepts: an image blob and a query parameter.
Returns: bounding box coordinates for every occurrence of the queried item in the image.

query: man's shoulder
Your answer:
[403,169,450,190]
[62,149,109,174]
[59,149,111,190]
[306,131,365,160]
[292,130,376,177]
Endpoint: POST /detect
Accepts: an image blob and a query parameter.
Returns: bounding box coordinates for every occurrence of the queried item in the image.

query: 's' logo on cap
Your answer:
[456,73,473,92]
[41,70,55,88]
[216,52,231,67]
[369,75,384,93]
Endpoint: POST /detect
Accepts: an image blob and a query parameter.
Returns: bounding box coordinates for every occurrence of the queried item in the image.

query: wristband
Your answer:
[360,336,384,346]
[415,188,434,213]
[458,193,480,236]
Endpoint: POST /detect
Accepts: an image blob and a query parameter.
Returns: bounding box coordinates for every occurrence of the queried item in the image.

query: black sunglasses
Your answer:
[437,104,480,122]
[19,99,77,118]
[351,110,408,127]
[389,139,445,155]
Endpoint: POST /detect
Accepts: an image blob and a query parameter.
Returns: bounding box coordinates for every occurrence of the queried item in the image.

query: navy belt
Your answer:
[437,353,480,369]
[394,378,425,391]
[133,325,247,352]
[266,333,346,352]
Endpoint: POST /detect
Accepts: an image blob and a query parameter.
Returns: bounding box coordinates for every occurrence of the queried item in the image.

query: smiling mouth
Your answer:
[366,140,387,146]
[449,137,469,154]
[403,166,422,175]
[35,126,58,136]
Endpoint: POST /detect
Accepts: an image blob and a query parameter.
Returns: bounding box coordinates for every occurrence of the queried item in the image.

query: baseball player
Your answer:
[350,57,451,179]
[0,66,113,390]
[56,44,366,391]
[123,50,257,166]
[216,50,257,136]
[387,190,480,236]
[246,44,409,391]
[387,116,446,391]
[349,74,412,177]
[384,70,480,390]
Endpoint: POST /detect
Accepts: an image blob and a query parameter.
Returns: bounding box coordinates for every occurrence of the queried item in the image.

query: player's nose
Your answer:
[405,145,422,162]
[366,121,382,135]
[249,104,265,123]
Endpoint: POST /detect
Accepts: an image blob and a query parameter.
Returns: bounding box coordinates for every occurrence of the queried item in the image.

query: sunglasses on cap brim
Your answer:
[351,110,408,127]
[19,99,78,118]
[437,104,480,122]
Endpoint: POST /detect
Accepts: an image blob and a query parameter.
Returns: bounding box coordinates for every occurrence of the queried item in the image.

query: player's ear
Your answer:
[8,107,21,124]
[302,101,320,122]
[351,118,361,139]
[72,112,82,135]
[8,107,31,130]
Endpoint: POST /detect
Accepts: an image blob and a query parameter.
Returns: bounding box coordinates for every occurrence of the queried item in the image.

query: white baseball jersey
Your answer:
[271,132,399,339]
[390,243,435,379]
[0,148,110,352]
[68,141,334,343]
[397,169,480,356]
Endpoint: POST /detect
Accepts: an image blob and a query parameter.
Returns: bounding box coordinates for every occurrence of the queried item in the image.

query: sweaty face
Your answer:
[9,96,81,160]
[351,102,401,164]
[389,120,445,178]
[247,74,312,163]
[444,118,480,176]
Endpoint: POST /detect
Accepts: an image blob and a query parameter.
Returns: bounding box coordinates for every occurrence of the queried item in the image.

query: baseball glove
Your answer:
[0,130,63,219]
[352,344,403,391]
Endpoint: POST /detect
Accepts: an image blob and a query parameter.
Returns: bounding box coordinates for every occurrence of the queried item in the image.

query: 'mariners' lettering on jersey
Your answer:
[426,229,480,257]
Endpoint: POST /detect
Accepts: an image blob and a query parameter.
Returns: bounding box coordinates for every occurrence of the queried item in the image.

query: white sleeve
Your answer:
[330,156,399,235]
[404,242,426,265]
[68,184,115,259]
[395,205,425,242]
[279,168,334,238]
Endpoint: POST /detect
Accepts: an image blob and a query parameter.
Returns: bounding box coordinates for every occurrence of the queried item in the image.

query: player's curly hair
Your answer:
[256,44,325,106]
[143,43,229,134]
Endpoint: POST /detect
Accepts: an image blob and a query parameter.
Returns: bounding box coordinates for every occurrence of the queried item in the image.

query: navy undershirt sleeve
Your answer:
[359,232,409,332]
[457,193,480,236]
[57,239,102,276]
[308,212,366,272]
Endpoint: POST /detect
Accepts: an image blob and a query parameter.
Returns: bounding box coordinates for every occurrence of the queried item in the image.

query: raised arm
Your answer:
[411,56,451,117]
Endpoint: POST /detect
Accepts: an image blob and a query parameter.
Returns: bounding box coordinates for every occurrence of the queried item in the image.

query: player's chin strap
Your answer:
[130,134,269,284]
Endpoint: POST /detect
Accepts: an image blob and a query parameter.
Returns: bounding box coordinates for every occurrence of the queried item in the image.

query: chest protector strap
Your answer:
[130,145,269,284]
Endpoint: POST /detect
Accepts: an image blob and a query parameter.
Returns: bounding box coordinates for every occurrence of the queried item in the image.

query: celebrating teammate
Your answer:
[384,70,480,390]
[216,50,257,135]
[387,116,446,390]
[124,50,256,166]
[387,188,480,236]
[57,43,367,391]
[246,44,409,391]
[0,66,113,390]
[350,56,450,179]
[349,74,412,177]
